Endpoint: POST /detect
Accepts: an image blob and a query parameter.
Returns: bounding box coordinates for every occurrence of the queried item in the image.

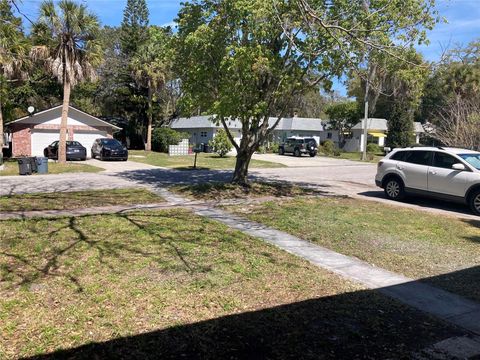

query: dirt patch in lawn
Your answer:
[228,197,480,303]
[0,209,464,359]
[170,181,329,201]
[0,188,163,212]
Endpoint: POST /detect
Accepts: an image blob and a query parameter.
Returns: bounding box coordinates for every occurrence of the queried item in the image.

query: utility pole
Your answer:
[361,68,369,161]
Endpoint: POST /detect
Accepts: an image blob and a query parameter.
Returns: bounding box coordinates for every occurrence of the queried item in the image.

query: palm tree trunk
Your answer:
[58,80,71,163]
[146,84,153,152]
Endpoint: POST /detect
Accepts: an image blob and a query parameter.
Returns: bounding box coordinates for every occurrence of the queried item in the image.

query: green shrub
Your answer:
[257,145,267,154]
[269,143,279,153]
[152,128,189,153]
[366,143,381,154]
[209,129,232,157]
[322,140,335,155]
[333,148,341,156]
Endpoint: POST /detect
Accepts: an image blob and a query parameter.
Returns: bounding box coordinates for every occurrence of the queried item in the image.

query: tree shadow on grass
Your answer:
[2,209,480,358]
[22,269,480,359]
[0,210,214,293]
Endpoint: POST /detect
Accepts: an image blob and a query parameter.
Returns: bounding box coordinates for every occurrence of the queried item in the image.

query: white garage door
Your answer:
[31,130,60,156]
[74,131,107,157]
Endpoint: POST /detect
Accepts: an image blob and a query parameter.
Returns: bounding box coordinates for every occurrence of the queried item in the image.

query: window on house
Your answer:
[200,131,207,137]
[327,132,332,139]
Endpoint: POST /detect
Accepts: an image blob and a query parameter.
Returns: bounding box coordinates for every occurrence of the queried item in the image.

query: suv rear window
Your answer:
[404,150,432,166]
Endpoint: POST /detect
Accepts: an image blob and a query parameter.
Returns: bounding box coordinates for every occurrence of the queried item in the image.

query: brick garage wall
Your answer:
[11,124,116,157]
[11,124,31,157]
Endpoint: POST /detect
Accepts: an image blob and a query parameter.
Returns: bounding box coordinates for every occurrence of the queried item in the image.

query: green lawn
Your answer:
[0,209,461,359]
[170,181,328,201]
[129,150,284,170]
[0,188,163,212]
[229,197,480,302]
[0,160,103,176]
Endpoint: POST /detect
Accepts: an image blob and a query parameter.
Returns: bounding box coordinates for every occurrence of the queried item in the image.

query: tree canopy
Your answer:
[176,0,439,184]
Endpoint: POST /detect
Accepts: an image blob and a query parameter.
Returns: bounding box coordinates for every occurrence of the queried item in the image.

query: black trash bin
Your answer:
[29,157,38,173]
[203,144,210,153]
[36,157,49,174]
[18,157,32,175]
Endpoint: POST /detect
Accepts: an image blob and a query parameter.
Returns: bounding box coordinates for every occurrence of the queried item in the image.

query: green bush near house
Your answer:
[209,129,232,157]
[321,140,335,155]
[366,143,382,154]
[269,143,279,153]
[152,128,189,153]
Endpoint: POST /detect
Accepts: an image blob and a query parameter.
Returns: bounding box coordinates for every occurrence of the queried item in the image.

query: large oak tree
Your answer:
[176,0,438,185]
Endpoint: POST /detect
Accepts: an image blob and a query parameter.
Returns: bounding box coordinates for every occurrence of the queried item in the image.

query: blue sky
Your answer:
[15,0,480,94]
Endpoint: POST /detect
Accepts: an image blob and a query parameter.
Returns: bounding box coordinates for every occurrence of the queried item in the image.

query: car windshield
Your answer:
[458,153,480,170]
[66,141,81,146]
[100,139,120,146]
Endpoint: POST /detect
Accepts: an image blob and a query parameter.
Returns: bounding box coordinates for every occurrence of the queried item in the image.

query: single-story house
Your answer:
[343,118,425,152]
[170,115,339,148]
[5,105,121,157]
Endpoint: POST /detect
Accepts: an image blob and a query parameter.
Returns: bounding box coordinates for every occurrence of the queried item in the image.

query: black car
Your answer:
[44,141,87,161]
[279,137,318,157]
[91,138,128,161]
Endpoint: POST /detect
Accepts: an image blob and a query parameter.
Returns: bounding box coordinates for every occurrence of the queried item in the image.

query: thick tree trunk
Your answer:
[58,81,71,164]
[146,85,153,152]
[232,146,255,185]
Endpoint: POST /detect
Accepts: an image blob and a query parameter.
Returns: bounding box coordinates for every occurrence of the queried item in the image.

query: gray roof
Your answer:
[351,118,388,130]
[170,115,324,132]
[8,105,122,130]
[352,118,424,133]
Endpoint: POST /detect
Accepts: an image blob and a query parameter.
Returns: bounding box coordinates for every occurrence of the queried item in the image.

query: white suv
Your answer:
[375,147,480,215]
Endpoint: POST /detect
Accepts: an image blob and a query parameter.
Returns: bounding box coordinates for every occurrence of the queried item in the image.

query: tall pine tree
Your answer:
[387,102,414,148]
[121,0,149,57]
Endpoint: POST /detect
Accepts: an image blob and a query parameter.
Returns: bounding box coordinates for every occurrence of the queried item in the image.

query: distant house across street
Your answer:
[344,118,425,152]
[170,115,339,150]
[5,105,121,157]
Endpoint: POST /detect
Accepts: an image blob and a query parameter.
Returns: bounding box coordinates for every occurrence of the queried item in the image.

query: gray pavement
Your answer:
[1,154,478,219]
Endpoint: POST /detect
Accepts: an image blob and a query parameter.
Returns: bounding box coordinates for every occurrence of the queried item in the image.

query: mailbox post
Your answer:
[193,147,201,169]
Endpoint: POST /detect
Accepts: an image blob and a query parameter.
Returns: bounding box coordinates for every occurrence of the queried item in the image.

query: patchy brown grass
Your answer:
[0,188,163,212]
[0,209,463,359]
[170,181,327,201]
[228,197,480,302]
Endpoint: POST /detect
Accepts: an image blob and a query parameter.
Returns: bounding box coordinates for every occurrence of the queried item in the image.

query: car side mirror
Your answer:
[452,163,466,171]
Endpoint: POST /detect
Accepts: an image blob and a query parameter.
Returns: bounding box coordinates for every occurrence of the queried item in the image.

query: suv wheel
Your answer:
[279,147,285,155]
[309,151,316,157]
[294,148,301,157]
[384,177,405,201]
[469,190,480,216]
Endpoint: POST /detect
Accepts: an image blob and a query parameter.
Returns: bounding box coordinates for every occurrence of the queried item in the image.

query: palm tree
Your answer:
[32,0,101,163]
[0,0,29,159]
[131,27,171,151]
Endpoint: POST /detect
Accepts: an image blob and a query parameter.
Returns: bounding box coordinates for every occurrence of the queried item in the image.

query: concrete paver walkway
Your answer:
[193,206,480,335]
[153,189,480,340]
